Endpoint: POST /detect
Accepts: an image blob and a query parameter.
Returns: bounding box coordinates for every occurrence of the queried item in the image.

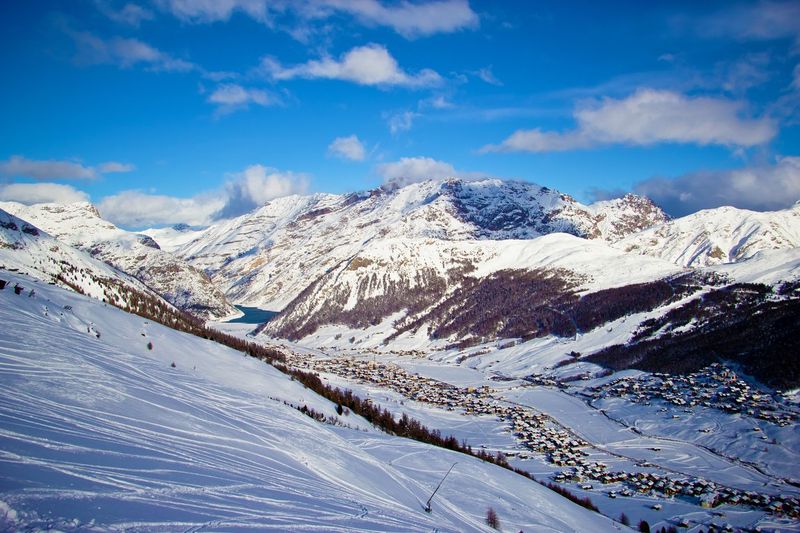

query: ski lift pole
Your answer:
[424,462,457,513]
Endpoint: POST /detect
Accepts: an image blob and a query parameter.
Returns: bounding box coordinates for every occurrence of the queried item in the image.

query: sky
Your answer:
[0,0,799,229]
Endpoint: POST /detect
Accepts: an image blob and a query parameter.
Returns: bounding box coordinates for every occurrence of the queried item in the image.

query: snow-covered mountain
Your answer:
[0,201,239,320]
[0,269,625,532]
[0,208,166,307]
[134,178,800,361]
[615,202,800,267]
[141,223,208,253]
[165,178,667,309]
[261,234,684,344]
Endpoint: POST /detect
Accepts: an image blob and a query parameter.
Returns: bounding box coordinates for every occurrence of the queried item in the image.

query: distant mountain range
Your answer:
[160,179,670,310]
[2,177,799,387]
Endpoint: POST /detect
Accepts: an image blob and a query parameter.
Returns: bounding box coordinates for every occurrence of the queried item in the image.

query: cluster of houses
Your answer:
[554,463,799,516]
[284,353,799,518]
[287,353,592,463]
[591,363,796,427]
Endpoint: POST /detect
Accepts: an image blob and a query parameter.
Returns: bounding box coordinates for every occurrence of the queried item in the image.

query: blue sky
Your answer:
[0,0,799,228]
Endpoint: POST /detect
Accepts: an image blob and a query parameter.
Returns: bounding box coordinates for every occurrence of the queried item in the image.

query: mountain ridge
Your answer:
[0,201,240,320]
[162,178,670,310]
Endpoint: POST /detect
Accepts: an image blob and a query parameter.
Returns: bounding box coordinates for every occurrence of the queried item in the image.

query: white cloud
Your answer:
[98,190,224,228]
[0,156,96,180]
[328,135,366,161]
[387,110,419,134]
[72,31,196,72]
[376,156,490,187]
[155,0,478,38]
[378,157,456,184]
[484,129,593,153]
[320,0,478,38]
[631,156,800,216]
[155,0,272,24]
[96,164,310,227]
[701,1,800,42]
[207,84,277,113]
[261,44,442,88]
[97,161,136,173]
[474,66,502,86]
[0,183,90,205]
[0,156,136,180]
[94,1,154,27]
[718,53,771,94]
[482,89,777,153]
[216,165,309,219]
[419,95,454,109]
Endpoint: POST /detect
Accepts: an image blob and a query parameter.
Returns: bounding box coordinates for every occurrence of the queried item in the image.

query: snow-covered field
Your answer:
[243,332,800,532]
[0,270,626,532]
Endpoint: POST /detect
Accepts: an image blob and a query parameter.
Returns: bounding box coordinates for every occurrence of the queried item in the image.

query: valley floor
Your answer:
[238,328,800,532]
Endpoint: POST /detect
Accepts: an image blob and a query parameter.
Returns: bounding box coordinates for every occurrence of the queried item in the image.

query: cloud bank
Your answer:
[632,157,800,217]
[98,190,224,228]
[98,164,309,228]
[207,84,278,114]
[592,157,800,217]
[0,183,90,205]
[156,0,478,38]
[216,164,309,219]
[377,156,491,187]
[0,156,134,180]
[72,31,196,72]
[483,89,776,153]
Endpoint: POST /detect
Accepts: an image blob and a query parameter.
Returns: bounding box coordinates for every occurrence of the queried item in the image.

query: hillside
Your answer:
[261,234,684,345]
[615,202,800,267]
[0,201,239,320]
[0,208,164,306]
[0,269,625,532]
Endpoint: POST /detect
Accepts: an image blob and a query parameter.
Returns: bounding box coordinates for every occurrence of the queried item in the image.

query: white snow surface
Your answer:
[261,234,684,344]
[141,225,209,253]
[0,271,626,532]
[615,203,800,267]
[705,247,800,285]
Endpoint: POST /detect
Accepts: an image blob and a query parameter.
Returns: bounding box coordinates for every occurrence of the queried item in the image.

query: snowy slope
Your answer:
[141,223,209,253]
[615,202,800,267]
[0,208,164,304]
[171,178,666,309]
[261,234,684,344]
[0,270,626,532]
[706,247,800,285]
[0,202,239,320]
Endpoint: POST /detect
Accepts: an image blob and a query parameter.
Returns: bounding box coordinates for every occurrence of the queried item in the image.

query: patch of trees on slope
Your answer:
[587,283,800,389]
[388,270,705,348]
[270,267,708,345]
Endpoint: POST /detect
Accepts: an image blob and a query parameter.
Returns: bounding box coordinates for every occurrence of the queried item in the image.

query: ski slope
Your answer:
[0,270,626,532]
